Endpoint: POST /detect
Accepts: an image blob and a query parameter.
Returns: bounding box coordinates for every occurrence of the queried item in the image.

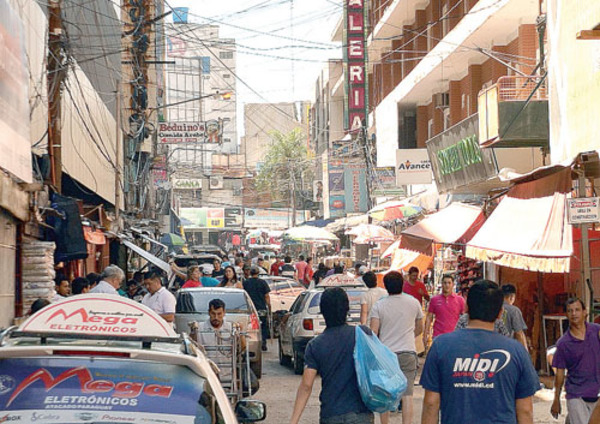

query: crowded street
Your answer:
[0,0,599,422]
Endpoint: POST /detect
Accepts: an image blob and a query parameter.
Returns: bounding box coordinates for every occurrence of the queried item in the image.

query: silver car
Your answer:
[278,284,367,374]
[175,287,264,378]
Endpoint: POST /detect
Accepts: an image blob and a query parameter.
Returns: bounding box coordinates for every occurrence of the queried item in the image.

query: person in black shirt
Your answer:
[212,259,225,278]
[290,287,372,424]
[279,256,296,279]
[243,266,271,351]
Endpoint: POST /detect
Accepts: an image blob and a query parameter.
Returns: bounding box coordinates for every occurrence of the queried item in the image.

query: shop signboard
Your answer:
[344,164,369,213]
[172,178,202,190]
[567,197,600,224]
[206,208,224,228]
[426,114,497,193]
[372,167,404,197]
[244,208,305,229]
[395,150,432,185]
[343,0,368,132]
[224,207,243,227]
[158,121,223,144]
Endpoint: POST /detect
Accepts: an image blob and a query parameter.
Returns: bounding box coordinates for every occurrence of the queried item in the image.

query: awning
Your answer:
[122,240,173,278]
[83,227,106,245]
[324,214,369,233]
[466,167,573,273]
[399,203,485,255]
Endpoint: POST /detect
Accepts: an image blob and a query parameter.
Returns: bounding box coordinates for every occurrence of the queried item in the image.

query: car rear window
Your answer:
[177,291,249,313]
[307,289,365,313]
[0,357,219,423]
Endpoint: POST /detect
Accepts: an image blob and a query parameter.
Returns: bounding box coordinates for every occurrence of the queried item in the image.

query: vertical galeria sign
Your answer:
[345,0,367,132]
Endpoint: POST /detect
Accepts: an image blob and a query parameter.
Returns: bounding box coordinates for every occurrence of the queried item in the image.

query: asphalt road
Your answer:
[253,338,564,424]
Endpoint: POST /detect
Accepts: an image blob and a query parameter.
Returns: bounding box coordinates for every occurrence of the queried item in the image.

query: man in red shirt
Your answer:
[422,274,465,348]
[294,255,308,283]
[270,256,283,276]
[403,266,430,305]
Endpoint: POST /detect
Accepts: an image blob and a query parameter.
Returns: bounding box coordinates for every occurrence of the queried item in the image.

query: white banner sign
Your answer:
[158,122,207,143]
[396,149,433,185]
[567,197,600,224]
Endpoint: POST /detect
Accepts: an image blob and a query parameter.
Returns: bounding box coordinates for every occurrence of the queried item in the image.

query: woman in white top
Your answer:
[218,266,243,288]
[359,271,387,324]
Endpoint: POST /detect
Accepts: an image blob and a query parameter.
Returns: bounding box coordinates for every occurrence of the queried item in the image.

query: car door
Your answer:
[281,292,306,356]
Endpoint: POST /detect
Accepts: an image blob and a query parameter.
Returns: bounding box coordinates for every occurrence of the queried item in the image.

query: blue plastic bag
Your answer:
[353,326,407,413]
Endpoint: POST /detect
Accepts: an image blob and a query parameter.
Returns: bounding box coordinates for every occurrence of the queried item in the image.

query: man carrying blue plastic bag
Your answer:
[290,287,373,424]
[420,280,540,424]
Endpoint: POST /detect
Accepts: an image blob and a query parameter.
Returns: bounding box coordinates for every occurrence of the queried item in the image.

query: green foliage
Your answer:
[255,128,313,202]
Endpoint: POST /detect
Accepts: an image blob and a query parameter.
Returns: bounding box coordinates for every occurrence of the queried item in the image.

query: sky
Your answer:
[167,0,343,107]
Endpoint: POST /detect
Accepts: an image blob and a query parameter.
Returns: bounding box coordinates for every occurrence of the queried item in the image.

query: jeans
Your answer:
[320,412,374,424]
[258,312,269,348]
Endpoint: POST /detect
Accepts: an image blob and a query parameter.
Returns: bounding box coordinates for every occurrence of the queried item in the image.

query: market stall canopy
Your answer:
[369,201,423,221]
[160,233,186,247]
[390,249,433,275]
[346,224,395,244]
[400,203,485,256]
[325,214,369,233]
[381,239,400,258]
[282,226,339,242]
[466,167,573,273]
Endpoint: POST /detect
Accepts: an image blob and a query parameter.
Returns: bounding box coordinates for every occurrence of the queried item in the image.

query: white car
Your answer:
[278,282,367,374]
[0,294,266,424]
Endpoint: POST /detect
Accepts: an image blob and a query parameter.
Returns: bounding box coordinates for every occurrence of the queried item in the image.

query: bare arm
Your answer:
[551,368,565,419]
[421,390,440,424]
[170,263,186,279]
[265,293,271,310]
[160,313,174,323]
[370,317,380,337]
[514,330,528,351]
[589,400,600,424]
[415,316,424,337]
[360,303,369,325]
[290,368,317,424]
[423,313,434,345]
[516,396,534,424]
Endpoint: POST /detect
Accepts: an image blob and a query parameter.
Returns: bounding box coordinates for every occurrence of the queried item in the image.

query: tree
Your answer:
[255,128,314,214]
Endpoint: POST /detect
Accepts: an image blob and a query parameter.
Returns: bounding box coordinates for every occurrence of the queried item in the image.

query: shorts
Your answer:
[396,351,417,396]
[566,397,598,424]
[320,412,374,424]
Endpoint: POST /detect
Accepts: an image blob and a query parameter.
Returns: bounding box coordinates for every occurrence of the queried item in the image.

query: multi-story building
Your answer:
[368,0,546,195]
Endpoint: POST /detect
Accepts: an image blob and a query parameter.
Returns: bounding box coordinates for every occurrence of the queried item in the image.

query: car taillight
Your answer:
[303,319,313,331]
[250,313,260,330]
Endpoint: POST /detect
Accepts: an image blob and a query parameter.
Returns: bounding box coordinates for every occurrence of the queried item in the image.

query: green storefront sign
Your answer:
[436,135,483,176]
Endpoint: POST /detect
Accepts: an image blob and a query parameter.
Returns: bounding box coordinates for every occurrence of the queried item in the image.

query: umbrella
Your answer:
[346,224,395,244]
[282,226,339,242]
[160,233,186,247]
[381,239,401,258]
[369,201,423,221]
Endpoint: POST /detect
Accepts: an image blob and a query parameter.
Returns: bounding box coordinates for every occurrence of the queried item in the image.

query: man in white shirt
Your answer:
[141,270,176,324]
[90,265,124,295]
[370,271,424,424]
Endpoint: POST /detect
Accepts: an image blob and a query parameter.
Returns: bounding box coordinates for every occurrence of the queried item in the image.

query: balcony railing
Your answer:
[494,75,547,102]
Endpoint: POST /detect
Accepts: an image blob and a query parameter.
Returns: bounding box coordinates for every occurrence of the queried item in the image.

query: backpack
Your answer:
[353,326,407,413]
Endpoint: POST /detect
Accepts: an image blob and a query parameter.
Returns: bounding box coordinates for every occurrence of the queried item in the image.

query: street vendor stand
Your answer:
[281,226,340,261]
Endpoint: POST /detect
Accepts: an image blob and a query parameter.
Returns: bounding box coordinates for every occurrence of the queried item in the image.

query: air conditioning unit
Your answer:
[209,175,224,190]
[434,93,450,109]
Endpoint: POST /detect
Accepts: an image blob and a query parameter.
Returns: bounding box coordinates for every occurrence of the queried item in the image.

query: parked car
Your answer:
[175,287,264,378]
[0,294,266,423]
[278,283,367,374]
[261,276,306,337]
[191,244,227,257]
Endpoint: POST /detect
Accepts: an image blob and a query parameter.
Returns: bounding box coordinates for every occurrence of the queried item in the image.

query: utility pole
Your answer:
[47,0,64,193]
[362,122,374,211]
[115,88,121,223]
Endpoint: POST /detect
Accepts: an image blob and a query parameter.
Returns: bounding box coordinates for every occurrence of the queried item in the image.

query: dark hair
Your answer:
[441,274,454,282]
[71,277,90,295]
[133,271,144,282]
[54,273,68,286]
[501,284,517,296]
[30,298,51,314]
[467,280,504,323]
[363,271,377,288]
[218,266,238,287]
[284,256,292,263]
[320,287,349,328]
[143,270,163,281]
[299,255,305,261]
[86,273,101,284]
[383,271,404,294]
[566,297,585,310]
[334,265,344,274]
[317,263,326,271]
[306,257,313,264]
[209,298,225,311]
[408,266,419,275]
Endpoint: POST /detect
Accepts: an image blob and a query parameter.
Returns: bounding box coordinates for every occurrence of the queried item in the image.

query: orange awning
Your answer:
[466,168,573,273]
[399,203,485,255]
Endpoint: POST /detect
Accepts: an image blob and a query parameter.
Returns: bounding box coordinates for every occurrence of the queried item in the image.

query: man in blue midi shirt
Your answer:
[290,287,372,424]
[420,280,539,424]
